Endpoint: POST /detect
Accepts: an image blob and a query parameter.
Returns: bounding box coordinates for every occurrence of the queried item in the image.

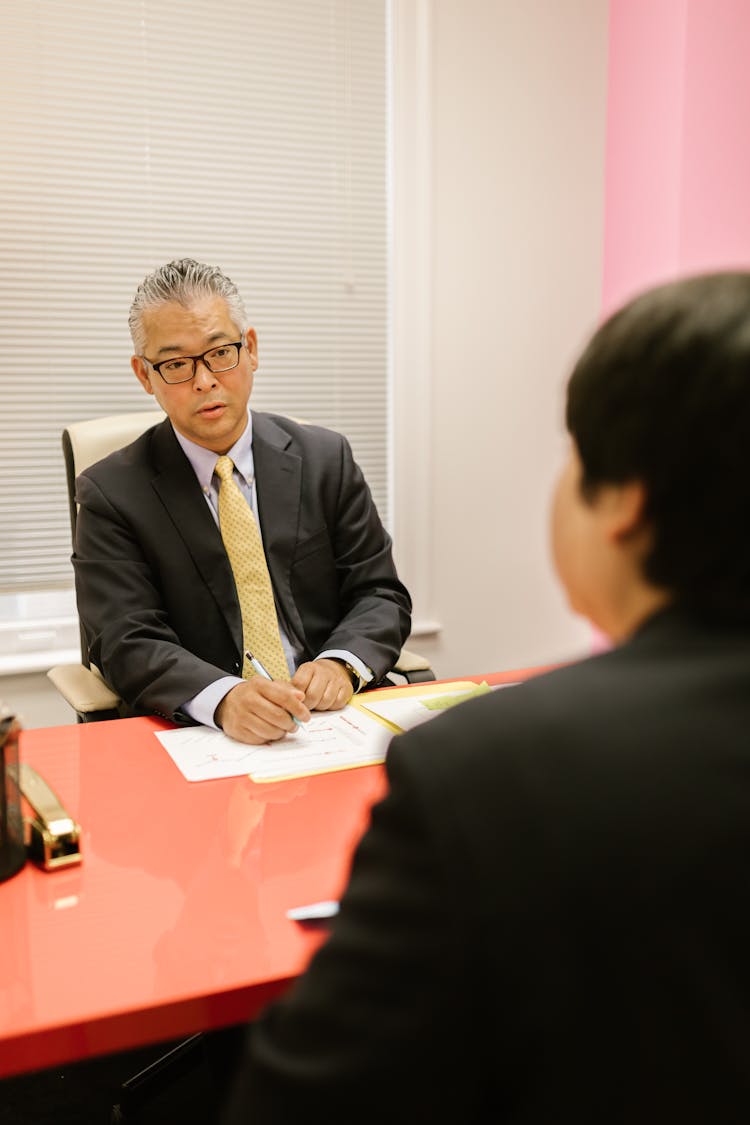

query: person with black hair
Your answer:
[222,272,750,1123]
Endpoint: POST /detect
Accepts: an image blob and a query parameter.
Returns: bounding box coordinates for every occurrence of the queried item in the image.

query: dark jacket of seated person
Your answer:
[221,271,750,1123]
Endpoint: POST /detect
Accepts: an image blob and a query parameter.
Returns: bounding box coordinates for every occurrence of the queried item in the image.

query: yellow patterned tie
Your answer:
[214,455,290,681]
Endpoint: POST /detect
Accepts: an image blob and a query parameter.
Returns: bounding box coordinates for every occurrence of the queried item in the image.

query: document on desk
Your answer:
[355,679,498,733]
[156,680,517,784]
[154,705,394,784]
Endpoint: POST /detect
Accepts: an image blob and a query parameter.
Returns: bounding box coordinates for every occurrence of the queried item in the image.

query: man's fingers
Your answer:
[291,662,315,692]
[217,679,310,743]
[297,660,353,710]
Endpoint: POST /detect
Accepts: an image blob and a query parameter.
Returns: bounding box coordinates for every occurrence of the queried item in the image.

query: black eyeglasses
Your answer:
[142,341,244,384]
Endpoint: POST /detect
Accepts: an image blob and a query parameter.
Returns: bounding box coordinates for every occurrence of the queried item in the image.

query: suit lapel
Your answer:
[149,420,243,651]
[251,414,306,643]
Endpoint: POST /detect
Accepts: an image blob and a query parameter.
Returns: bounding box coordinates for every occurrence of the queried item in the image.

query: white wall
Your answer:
[0,673,73,729]
[396,0,609,680]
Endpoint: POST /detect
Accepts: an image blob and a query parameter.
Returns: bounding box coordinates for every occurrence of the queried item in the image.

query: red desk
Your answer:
[0,668,536,1079]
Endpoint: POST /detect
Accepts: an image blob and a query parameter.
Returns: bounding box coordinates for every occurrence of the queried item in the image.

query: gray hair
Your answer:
[128,258,248,353]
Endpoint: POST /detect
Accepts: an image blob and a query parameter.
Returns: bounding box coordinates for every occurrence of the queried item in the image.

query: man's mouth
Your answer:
[198,402,226,416]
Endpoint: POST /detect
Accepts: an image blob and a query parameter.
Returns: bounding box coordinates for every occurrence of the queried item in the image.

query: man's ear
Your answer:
[605,480,649,543]
[131,355,154,395]
[244,328,259,371]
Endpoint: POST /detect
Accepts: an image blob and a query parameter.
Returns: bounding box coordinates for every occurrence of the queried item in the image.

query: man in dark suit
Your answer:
[222,272,750,1122]
[73,258,411,744]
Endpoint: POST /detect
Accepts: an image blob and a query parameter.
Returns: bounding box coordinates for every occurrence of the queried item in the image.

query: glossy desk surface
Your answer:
[0,668,537,1078]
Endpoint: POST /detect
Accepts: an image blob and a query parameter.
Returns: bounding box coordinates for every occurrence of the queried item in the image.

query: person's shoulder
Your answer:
[387,647,632,781]
[430,650,624,729]
[255,411,348,452]
[378,650,660,864]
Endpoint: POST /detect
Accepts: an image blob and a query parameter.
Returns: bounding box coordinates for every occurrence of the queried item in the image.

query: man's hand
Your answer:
[292,658,354,711]
[215,678,310,744]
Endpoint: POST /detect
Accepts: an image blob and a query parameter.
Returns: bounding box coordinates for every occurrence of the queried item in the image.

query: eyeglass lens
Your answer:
[159,343,241,382]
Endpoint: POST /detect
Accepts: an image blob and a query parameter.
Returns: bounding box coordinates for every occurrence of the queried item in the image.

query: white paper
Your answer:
[155,705,393,783]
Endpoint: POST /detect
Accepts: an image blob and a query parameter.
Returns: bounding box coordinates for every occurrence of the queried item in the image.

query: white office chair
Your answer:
[48,410,434,721]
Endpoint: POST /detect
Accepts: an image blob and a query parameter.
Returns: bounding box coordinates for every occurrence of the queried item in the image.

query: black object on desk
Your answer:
[0,710,26,883]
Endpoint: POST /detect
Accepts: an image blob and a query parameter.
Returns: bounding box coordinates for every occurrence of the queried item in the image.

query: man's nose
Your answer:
[192,358,218,388]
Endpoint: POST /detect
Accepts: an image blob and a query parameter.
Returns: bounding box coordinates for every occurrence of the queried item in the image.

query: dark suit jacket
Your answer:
[224,606,750,1123]
[73,413,411,721]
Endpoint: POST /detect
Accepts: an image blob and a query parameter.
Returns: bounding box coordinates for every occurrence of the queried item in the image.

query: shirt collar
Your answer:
[172,409,255,490]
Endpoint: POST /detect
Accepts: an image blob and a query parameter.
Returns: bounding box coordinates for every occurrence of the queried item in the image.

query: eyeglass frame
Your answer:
[140,340,245,384]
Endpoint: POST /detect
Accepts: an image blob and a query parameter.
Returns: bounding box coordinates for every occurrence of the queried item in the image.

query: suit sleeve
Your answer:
[295,431,412,681]
[221,736,483,1124]
[73,470,234,720]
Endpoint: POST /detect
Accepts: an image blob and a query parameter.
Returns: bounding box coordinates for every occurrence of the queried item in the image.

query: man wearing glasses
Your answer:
[72,258,411,744]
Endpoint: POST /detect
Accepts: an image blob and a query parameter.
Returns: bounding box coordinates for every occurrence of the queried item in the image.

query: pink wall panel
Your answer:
[680,3,750,271]
[602,0,688,317]
[603,0,750,319]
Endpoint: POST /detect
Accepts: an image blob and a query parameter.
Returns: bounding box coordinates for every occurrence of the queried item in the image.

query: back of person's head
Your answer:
[128,258,248,353]
[566,270,750,620]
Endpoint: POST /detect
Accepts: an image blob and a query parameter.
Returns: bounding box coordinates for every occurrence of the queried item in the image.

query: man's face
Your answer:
[551,440,658,641]
[550,442,608,629]
[131,295,258,454]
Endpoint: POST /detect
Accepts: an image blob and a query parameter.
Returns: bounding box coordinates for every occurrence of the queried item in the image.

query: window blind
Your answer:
[0,0,388,599]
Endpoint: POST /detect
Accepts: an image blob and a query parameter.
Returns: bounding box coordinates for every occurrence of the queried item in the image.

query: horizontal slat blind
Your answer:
[0,0,388,594]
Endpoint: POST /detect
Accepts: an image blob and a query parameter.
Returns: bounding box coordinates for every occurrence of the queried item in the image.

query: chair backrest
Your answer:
[62,410,165,543]
[63,410,165,668]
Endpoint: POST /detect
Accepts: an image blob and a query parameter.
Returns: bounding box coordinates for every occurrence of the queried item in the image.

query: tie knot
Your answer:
[214,455,235,483]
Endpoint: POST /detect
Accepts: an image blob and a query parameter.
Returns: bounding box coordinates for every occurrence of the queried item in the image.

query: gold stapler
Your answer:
[19,763,82,870]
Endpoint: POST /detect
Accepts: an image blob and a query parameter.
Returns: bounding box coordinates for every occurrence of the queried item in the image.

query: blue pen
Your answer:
[245,649,305,729]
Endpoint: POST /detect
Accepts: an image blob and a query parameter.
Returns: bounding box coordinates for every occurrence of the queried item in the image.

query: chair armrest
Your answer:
[393,647,435,684]
[394,647,432,673]
[47,664,122,717]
